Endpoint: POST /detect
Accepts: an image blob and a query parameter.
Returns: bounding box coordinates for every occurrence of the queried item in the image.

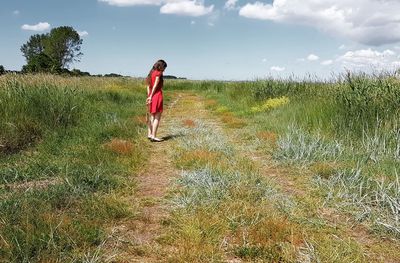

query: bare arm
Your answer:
[146,77,160,103]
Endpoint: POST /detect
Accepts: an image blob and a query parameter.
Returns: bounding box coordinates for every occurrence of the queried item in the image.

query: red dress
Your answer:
[148,70,164,113]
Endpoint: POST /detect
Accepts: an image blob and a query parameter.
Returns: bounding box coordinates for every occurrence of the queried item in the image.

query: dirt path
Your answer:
[103,94,183,262]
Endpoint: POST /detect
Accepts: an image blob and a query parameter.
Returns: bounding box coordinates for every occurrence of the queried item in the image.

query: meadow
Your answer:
[176,73,400,239]
[1,72,399,262]
[0,74,149,262]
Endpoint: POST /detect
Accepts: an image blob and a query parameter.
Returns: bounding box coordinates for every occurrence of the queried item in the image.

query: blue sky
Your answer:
[1,0,400,80]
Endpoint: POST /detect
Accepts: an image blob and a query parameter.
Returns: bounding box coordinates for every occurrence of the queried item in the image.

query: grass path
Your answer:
[102,94,182,262]
[105,92,399,262]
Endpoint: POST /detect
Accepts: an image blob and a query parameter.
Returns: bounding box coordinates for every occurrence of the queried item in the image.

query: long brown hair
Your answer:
[146,59,167,85]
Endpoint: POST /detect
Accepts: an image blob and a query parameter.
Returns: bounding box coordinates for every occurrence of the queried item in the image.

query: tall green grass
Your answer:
[0,74,147,262]
[0,78,82,154]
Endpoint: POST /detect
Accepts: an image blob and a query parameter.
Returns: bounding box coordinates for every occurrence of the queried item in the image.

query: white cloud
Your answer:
[100,0,213,17]
[383,49,395,56]
[78,31,89,37]
[160,1,213,17]
[239,0,400,46]
[208,22,214,27]
[339,44,346,50]
[98,0,162,6]
[21,22,51,31]
[337,48,398,70]
[191,20,196,25]
[307,54,319,61]
[224,0,238,10]
[262,58,267,63]
[13,10,20,15]
[392,61,400,68]
[321,60,333,66]
[271,66,285,71]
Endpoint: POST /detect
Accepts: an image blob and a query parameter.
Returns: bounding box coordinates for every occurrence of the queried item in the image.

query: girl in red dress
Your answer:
[146,59,167,142]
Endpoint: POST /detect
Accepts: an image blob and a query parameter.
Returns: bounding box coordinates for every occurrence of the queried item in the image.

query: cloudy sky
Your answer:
[1,0,400,80]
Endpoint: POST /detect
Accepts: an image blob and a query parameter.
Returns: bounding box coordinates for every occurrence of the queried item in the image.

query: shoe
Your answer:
[151,137,163,142]
[147,135,152,140]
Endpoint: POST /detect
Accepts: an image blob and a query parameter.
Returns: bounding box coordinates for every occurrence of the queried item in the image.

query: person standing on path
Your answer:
[146,59,167,142]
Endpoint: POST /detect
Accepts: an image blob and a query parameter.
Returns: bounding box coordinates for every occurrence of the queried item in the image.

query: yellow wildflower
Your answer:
[251,96,289,113]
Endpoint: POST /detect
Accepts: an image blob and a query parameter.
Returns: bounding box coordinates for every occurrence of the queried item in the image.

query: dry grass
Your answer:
[174,149,225,170]
[231,217,302,261]
[4,178,62,191]
[257,131,278,149]
[310,162,338,179]
[219,113,246,129]
[182,119,196,128]
[104,138,134,155]
[204,99,218,109]
[133,115,148,126]
[165,209,226,262]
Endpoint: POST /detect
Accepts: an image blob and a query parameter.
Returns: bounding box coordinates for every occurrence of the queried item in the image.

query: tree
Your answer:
[20,34,48,62]
[20,26,83,73]
[0,65,5,75]
[21,53,55,73]
[71,69,91,76]
[45,26,83,69]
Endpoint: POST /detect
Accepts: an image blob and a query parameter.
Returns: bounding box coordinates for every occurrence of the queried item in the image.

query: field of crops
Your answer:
[1,73,400,262]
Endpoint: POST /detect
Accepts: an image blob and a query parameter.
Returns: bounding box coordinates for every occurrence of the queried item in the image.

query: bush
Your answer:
[21,53,59,73]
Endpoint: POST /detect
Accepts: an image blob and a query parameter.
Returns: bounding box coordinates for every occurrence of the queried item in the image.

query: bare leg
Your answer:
[147,113,153,137]
[151,112,162,139]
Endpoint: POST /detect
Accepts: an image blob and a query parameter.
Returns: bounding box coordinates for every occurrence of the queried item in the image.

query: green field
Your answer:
[1,73,399,262]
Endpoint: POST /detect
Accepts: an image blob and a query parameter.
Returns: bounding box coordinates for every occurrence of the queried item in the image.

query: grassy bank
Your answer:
[0,74,148,262]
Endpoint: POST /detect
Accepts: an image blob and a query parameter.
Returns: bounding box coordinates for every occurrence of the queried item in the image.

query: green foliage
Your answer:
[45,26,83,69]
[0,65,5,75]
[20,26,83,73]
[70,68,90,76]
[21,53,57,73]
[20,34,47,62]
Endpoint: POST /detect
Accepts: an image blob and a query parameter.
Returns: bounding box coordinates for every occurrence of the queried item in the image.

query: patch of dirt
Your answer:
[104,138,134,155]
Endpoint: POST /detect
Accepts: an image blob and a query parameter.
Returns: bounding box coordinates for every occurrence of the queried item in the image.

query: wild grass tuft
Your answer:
[274,125,343,164]
[316,166,400,238]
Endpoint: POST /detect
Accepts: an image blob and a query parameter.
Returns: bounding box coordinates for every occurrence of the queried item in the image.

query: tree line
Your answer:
[0,26,184,78]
